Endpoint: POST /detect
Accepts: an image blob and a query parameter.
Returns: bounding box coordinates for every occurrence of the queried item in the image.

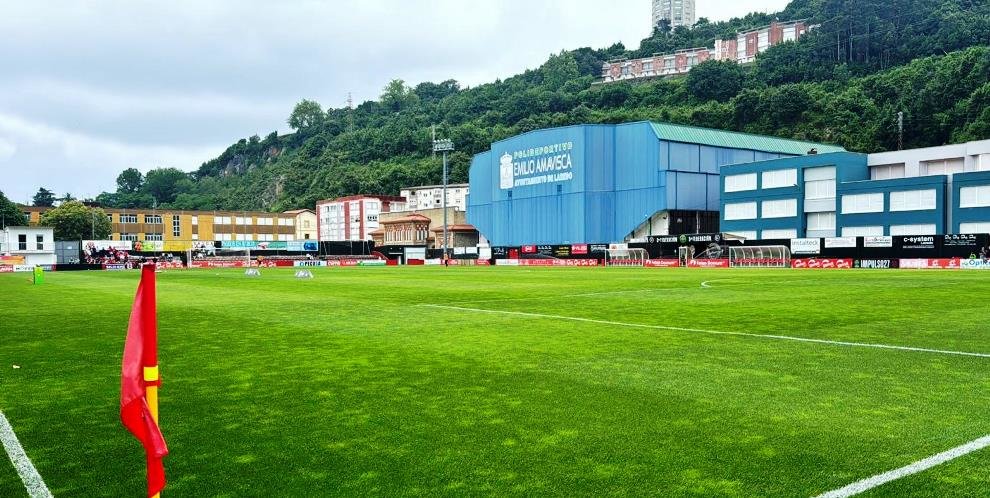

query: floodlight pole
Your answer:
[432,138,455,262]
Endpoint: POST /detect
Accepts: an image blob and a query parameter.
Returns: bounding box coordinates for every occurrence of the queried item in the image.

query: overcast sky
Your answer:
[0,0,790,204]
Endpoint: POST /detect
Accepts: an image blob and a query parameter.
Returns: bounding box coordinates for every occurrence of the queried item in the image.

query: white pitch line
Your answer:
[420,304,990,359]
[0,412,53,498]
[814,435,990,498]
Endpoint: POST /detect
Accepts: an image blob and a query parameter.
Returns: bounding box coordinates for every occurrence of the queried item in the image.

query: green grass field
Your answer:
[1,267,988,497]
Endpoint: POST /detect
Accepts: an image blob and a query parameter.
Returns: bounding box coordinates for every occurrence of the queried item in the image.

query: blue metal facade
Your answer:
[953,171,990,233]
[720,152,967,237]
[468,122,833,246]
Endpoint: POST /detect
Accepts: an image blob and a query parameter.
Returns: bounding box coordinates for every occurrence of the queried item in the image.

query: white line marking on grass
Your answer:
[814,435,990,498]
[0,411,53,498]
[420,305,990,359]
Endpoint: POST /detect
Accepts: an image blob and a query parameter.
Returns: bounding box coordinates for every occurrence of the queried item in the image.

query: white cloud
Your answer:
[0,0,791,202]
[0,138,16,162]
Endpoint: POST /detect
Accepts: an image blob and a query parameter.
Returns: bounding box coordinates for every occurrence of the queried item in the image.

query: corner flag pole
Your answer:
[145,365,160,498]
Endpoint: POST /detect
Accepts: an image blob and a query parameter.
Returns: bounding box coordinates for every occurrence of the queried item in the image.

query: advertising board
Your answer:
[901,236,936,250]
[824,237,857,249]
[864,236,893,248]
[294,261,327,267]
[791,259,853,269]
[644,259,680,268]
[686,259,730,268]
[899,258,962,269]
[961,259,990,270]
[790,238,821,255]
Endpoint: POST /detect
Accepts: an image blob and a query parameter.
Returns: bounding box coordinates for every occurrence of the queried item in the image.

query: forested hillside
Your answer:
[92,0,990,212]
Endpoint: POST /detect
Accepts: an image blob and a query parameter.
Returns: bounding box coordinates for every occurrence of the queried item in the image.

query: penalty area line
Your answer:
[814,435,990,498]
[0,411,53,498]
[420,304,990,359]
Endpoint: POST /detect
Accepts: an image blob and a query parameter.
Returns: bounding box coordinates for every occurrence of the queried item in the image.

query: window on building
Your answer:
[889,189,936,212]
[761,229,797,240]
[724,173,757,192]
[870,164,906,180]
[191,216,198,225]
[841,193,884,214]
[807,212,836,232]
[761,169,797,189]
[724,202,757,220]
[889,224,937,236]
[145,233,164,241]
[664,58,674,69]
[278,234,293,241]
[120,233,138,241]
[36,234,44,250]
[172,215,181,237]
[761,199,797,218]
[191,234,199,241]
[213,216,231,224]
[959,186,990,208]
[257,217,273,226]
[805,180,836,200]
[145,215,162,224]
[978,154,990,172]
[18,234,27,250]
[643,61,654,72]
[922,158,964,177]
[621,66,631,76]
[841,226,883,237]
[120,214,138,224]
[959,222,990,234]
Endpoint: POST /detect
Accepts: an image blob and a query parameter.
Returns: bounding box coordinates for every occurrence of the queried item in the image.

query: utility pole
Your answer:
[897,112,904,151]
[432,137,455,262]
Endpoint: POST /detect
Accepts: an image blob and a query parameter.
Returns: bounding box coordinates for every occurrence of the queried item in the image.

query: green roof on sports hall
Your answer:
[650,122,846,156]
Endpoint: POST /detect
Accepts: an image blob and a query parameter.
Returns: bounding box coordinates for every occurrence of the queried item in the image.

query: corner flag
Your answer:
[121,264,168,497]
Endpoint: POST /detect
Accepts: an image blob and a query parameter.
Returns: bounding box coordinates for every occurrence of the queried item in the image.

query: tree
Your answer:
[686,60,745,102]
[144,168,189,205]
[32,188,56,207]
[38,201,111,240]
[287,100,325,130]
[116,168,144,194]
[59,193,76,203]
[380,79,419,113]
[540,52,580,91]
[0,190,29,229]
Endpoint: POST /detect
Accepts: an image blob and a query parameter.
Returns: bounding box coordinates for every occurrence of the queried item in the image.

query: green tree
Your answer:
[0,190,29,228]
[116,168,144,193]
[380,79,420,113]
[144,168,190,205]
[540,52,580,91]
[32,187,56,207]
[686,60,745,102]
[59,193,76,203]
[287,99,325,130]
[38,201,111,240]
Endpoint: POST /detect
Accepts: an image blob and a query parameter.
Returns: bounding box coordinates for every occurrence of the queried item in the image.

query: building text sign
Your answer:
[500,141,574,189]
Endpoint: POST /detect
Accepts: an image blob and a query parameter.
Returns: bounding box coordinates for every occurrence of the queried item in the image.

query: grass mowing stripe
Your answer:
[814,435,990,498]
[0,412,53,498]
[421,304,990,359]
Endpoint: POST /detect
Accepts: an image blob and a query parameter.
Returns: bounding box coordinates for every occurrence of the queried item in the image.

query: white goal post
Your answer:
[728,245,791,268]
[605,248,649,267]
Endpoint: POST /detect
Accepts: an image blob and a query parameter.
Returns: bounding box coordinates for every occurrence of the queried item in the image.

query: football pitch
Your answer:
[1,267,988,497]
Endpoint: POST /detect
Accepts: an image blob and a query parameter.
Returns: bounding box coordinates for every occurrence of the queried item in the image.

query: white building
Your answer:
[316,195,405,242]
[394,184,469,213]
[1,226,56,266]
[653,0,695,28]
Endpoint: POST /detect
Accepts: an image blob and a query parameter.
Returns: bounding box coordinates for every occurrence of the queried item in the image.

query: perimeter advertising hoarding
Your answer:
[824,237,857,249]
[900,258,962,269]
[961,259,990,270]
[221,241,289,250]
[901,236,936,250]
[864,236,893,248]
[790,238,821,255]
[791,259,853,269]
[84,240,133,251]
[645,259,680,268]
[687,259,730,268]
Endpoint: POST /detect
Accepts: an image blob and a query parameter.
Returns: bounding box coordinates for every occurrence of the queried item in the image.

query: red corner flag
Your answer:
[121,264,168,497]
